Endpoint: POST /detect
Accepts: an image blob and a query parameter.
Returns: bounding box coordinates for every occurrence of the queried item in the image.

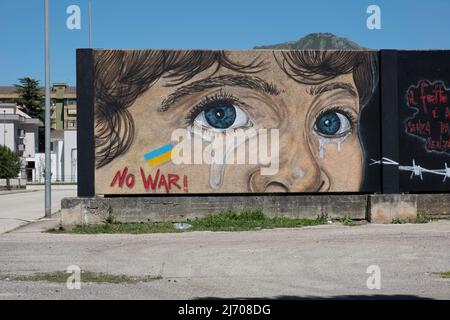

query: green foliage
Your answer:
[391,217,406,224]
[436,271,450,279]
[338,215,354,225]
[0,145,20,179]
[50,209,328,234]
[316,213,329,224]
[65,222,185,234]
[414,212,431,224]
[390,213,431,225]
[14,77,44,120]
[10,271,162,284]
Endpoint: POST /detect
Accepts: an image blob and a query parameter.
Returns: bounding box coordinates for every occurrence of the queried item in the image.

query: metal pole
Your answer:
[88,0,93,48]
[3,110,6,146]
[44,0,52,217]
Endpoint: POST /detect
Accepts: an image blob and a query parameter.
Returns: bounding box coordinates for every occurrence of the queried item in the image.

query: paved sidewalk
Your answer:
[0,189,35,196]
[0,189,76,234]
[0,221,449,300]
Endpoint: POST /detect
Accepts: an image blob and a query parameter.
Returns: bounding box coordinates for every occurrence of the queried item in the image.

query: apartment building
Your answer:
[0,84,78,183]
[50,83,77,130]
[0,84,77,131]
[0,104,43,181]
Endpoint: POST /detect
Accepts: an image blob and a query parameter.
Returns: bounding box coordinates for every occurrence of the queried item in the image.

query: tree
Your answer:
[14,77,44,120]
[0,145,21,190]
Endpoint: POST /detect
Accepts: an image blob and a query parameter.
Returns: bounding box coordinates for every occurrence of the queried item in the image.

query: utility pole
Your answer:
[44,0,52,217]
[88,0,93,48]
[3,110,6,146]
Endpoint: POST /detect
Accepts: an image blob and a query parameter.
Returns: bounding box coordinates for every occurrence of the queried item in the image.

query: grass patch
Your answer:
[49,209,328,234]
[391,217,406,224]
[8,271,162,284]
[337,215,354,225]
[388,212,433,225]
[413,212,431,224]
[188,209,327,232]
[435,271,450,279]
[51,222,186,235]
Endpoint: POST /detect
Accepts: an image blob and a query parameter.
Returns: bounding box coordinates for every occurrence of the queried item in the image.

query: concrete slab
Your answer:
[60,193,450,227]
[61,194,369,228]
[0,221,449,299]
[0,190,76,234]
[370,194,450,223]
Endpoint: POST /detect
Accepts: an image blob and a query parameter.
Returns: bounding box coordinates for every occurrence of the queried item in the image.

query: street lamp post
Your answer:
[44,0,52,217]
[88,0,93,48]
[3,110,6,146]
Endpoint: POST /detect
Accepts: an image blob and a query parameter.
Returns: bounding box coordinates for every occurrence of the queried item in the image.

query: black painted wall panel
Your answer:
[397,51,450,192]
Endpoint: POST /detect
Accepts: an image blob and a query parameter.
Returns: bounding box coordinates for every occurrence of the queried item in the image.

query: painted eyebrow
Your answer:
[308,82,358,98]
[159,74,281,112]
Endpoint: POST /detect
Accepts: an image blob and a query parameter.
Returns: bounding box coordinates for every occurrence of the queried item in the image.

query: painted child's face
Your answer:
[97,51,364,194]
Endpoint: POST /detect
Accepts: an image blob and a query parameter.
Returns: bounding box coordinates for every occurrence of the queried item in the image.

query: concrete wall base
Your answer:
[370,194,450,223]
[60,194,450,228]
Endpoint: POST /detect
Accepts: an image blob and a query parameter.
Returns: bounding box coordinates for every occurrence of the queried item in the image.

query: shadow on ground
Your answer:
[196,295,434,300]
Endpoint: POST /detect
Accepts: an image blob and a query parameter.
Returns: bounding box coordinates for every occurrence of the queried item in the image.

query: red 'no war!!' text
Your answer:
[109,167,188,193]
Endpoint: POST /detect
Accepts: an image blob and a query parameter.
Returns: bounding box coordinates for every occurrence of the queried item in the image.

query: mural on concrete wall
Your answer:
[371,79,450,183]
[397,51,450,192]
[405,80,449,154]
[93,50,379,194]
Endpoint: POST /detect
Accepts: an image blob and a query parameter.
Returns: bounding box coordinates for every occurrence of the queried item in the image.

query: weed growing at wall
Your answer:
[49,209,327,234]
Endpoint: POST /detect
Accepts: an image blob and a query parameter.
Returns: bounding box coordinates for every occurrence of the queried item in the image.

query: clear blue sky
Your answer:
[1,0,450,86]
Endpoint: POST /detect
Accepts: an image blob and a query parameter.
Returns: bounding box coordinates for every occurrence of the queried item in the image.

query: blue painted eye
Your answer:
[316,112,340,135]
[315,111,351,136]
[194,101,249,130]
[204,103,237,129]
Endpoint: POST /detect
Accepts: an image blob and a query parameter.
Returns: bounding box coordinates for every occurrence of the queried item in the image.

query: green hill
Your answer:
[254,32,363,50]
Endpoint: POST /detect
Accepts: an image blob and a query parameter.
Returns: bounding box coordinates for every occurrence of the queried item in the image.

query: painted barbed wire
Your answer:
[370,157,450,182]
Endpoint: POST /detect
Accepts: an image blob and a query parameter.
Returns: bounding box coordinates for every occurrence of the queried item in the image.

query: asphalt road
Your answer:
[0,220,449,300]
[0,189,76,234]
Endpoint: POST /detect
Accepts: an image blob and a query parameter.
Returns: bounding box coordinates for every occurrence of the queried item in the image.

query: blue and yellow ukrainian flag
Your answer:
[144,144,173,168]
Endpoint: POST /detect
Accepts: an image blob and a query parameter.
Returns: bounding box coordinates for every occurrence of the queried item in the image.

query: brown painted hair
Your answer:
[94,50,378,168]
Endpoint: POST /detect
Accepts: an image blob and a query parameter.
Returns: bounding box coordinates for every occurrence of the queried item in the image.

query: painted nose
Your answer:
[249,135,328,192]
